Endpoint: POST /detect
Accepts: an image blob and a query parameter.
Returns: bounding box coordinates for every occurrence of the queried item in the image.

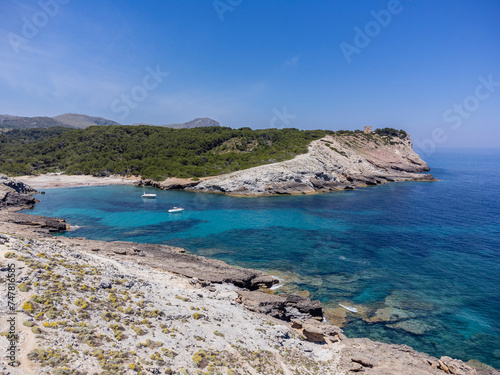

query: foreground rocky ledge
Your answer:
[1,211,497,375]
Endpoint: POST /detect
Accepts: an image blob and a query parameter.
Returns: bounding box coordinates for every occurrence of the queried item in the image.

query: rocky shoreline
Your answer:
[1,177,497,374]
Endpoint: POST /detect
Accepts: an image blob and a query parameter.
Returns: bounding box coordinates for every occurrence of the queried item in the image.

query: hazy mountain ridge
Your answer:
[0,115,70,130]
[134,117,220,129]
[163,117,220,129]
[52,113,121,128]
[1,113,220,130]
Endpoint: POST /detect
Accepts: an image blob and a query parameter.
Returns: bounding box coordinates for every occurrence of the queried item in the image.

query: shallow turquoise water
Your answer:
[24,149,500,367]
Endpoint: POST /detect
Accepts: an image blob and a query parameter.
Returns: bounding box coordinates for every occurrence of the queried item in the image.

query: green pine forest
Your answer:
[0,125,407,180]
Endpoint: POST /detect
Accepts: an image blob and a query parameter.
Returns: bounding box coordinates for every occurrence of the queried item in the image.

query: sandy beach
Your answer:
[15,174,140,190]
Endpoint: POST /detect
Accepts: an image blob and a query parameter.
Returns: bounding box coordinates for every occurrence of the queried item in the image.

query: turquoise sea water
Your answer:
[24,149,500,368]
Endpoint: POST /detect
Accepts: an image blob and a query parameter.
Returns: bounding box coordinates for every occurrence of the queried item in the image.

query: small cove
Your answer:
[23,149,500,367]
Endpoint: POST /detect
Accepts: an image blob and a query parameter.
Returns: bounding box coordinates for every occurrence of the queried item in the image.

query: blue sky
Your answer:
[1,0,499,150]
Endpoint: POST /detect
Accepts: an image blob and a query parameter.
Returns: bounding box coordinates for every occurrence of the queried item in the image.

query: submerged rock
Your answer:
[363,290,437,324]
[365,306,419,323]
[384,290,436,311]
[387,319,436,335]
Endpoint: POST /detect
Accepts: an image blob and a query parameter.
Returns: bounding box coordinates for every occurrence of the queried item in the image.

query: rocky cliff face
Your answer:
[191,132,435,195]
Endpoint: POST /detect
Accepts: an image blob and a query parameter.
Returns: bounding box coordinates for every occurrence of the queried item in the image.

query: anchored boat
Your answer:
[168,207,184,213]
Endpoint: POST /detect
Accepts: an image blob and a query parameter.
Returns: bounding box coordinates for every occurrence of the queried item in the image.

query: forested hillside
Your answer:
[0,126,334,179]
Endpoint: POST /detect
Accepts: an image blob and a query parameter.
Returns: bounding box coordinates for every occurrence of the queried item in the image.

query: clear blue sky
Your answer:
[1,0,499,149]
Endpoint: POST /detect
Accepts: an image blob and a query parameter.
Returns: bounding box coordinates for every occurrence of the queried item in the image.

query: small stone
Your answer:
[325,335,339,344]
[99,282,112,289]
[438,359,450,373]
[302,323,325,343]
[349,363,364,372]
[352,357,374,368]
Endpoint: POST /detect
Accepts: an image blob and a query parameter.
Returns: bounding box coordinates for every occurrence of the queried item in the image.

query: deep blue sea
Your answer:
[24,149,500,368]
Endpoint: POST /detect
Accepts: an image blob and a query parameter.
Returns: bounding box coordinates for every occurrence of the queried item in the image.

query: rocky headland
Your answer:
[1,177,497,374]
[191,132,434,195]
[138,131,436,196]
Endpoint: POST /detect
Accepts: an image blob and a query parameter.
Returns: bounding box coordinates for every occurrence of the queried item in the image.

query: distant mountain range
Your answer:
[52,113,121,128]
[0,115,70,130]
[0,113,220,131]
[135,117,220,129]
[163,117,220,129]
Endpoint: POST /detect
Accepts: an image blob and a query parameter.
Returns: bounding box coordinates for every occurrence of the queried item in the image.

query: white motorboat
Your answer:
[141,193,157,199]
[168,207,184,213]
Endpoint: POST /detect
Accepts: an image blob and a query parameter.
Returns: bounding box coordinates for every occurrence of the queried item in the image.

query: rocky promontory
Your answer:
[135,131,436,196]
[190,132,435,195]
